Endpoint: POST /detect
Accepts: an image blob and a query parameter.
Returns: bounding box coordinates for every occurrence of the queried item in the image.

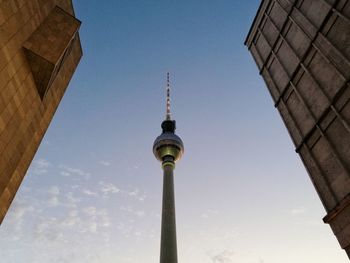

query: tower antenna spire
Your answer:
[153,73,184,263]
[166,72,171,120]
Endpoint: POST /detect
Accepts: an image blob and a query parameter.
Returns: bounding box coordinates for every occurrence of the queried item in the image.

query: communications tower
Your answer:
[153,73,184,263]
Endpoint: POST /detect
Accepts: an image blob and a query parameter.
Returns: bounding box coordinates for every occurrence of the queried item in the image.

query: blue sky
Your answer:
[0,1,348,262]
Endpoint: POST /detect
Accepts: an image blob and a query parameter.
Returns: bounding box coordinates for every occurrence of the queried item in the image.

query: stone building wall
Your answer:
[245,0,350,257]
[0,0,82,223]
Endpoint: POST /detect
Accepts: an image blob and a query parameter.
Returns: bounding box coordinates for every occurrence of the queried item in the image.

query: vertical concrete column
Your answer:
[160,161,178,263]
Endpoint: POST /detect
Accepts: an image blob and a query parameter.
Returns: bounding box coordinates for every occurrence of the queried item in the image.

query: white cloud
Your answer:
[290,207,306,215]
[88,222,97,233]
[120,206,145,218]
[84,207,97,217]
[10,204,34,222]
[20,186,32,192]
[65,192,81,206]
[60,171,70,176]
[35,159,50,168]
[82,189,99,197]
[201,209,218,219]
[210,250,235,263]
[46,187,83,208]
[82,207,111,233]
[5,200,35,240]
[48,186,60,196]
[47,196,59,207]
[59,165,91,179]
[116,222,134,237]
[61,210,80,227]
[126,188,146,202]
[34,217,63,241]
[32,205,111,241]
[47,186,60,207]
[99,181,120,197]
[32,158,50,175]
[99,161,111,166]
[128,188,139,196]
[95,182,147,201]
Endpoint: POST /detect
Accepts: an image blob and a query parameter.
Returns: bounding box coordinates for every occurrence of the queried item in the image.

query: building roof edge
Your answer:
[244,0,268,47]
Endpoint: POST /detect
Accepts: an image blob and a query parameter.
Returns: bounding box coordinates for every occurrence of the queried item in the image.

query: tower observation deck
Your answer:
[153,73,184,263]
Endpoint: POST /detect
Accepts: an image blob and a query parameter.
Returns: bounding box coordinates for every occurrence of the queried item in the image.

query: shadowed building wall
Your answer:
[0,0,82,223]
[245,0,350,258]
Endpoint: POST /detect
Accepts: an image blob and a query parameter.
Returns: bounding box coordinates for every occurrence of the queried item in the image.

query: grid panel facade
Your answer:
[246,0,350,257]
[0,0,82,223]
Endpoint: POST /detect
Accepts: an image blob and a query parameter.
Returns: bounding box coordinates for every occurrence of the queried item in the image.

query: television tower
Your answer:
[153,73,184,263]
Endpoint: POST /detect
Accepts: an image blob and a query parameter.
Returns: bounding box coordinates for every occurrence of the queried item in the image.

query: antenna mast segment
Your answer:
[166,72,171,120]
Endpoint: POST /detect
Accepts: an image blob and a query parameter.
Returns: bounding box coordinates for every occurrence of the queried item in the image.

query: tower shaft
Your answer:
[160,162,178,263]
[154,74,183,262]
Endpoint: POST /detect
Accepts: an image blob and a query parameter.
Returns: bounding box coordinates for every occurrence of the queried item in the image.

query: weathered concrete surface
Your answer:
[245,0,350,258]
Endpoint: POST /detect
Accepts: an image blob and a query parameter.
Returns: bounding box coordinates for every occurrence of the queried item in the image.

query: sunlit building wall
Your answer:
[0,0,82,223]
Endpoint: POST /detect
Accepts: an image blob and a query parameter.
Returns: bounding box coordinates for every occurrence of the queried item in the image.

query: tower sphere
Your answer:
[154,73,183,263]
[153,121,184,162]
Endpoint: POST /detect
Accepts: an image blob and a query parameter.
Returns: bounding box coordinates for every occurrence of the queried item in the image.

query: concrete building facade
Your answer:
[0,0,82,223]
[245,0,350,257]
